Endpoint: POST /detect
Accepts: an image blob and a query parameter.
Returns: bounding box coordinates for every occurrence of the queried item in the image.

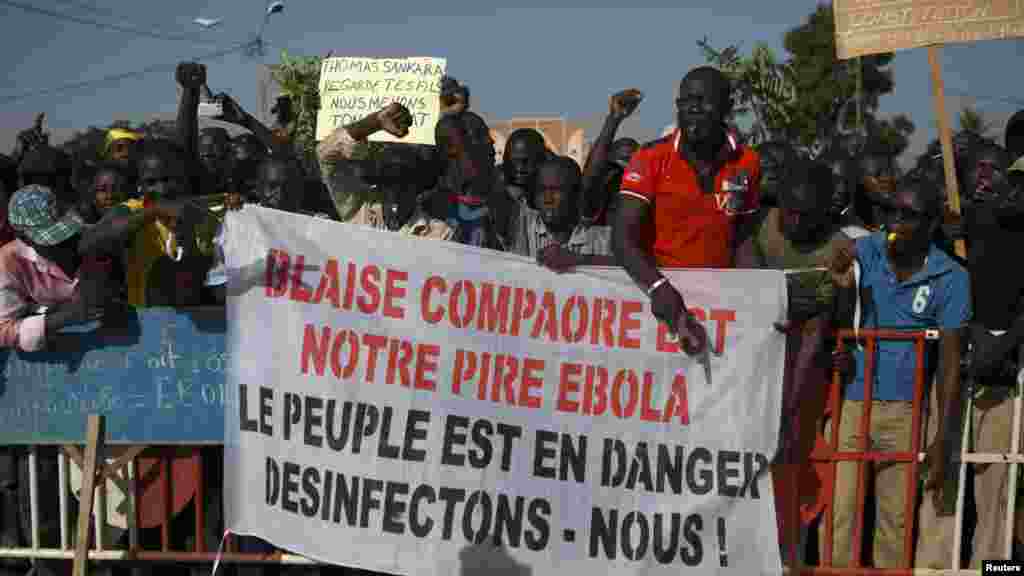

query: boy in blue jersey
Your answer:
[824,172,970,568]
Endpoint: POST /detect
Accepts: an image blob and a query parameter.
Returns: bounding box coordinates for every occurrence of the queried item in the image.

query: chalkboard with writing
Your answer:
[0,307,228,444]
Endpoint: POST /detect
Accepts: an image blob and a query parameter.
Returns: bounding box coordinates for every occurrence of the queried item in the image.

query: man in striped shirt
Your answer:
[512,156,614,272]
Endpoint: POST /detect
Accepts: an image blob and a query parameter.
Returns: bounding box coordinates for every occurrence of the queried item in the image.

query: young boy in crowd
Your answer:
[827,171,969,569]
[515,156,614,271]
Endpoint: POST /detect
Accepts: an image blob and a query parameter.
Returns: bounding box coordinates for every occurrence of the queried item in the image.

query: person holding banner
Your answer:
[516,155,615,270]
[493,128,552,248]
[614,66,760,350]
[827,171,968,569]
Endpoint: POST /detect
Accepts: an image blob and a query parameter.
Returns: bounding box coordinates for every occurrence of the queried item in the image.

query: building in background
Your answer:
[489,117,589,166]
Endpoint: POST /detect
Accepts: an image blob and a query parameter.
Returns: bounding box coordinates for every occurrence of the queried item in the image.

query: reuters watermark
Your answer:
[984,560,1024,574]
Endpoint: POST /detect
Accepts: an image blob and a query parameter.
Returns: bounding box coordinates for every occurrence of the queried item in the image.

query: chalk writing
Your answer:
[0,308,228,444]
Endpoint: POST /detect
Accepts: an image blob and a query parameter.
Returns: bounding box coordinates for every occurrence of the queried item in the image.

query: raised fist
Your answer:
[176,62,206,89]
[376,103,414,138]
[609,89,643,121]
[14,113,47,159]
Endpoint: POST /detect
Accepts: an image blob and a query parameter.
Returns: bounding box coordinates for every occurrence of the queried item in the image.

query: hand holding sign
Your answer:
[675,310,710,357]
[376,103,414,139]
[537,244,579,273]
[651,279,710,357]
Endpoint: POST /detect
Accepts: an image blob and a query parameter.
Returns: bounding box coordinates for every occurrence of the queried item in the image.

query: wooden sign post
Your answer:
[927,45,967,259]
[73,415,106,576]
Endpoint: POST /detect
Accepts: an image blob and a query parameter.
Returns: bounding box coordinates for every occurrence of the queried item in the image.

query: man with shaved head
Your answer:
[615,66,760,355]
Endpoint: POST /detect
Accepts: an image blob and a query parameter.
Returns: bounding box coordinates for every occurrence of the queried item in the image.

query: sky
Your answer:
[2,0,1024,165]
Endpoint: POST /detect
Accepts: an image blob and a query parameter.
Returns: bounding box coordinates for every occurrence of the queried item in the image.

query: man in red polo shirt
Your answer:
[614,66,760,351]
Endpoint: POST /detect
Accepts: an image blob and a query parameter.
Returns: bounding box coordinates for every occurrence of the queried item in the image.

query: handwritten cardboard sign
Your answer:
[834,0,1024,59]
[315,56,447,145]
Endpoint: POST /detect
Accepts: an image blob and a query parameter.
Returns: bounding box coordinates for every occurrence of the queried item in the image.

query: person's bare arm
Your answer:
[216,93,286,157]
[175,63,204,168]
[828,237,858,329]
[317,104,412,164]
[580,90,642,223]
[577,254,617,267]
[735,236,759,269]
[614,197,661,291]
[924,328,963,511]
[614,196,707,352]
[78,202,190,256]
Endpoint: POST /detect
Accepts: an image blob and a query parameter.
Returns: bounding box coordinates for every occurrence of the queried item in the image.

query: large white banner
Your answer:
[223,207,787,576]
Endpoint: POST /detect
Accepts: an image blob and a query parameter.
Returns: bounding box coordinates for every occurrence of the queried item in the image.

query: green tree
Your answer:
[700,2,904,155]
[268,51,382,171]
[269,50,323,168]
[697,38,798,145]
[958,105,992,138]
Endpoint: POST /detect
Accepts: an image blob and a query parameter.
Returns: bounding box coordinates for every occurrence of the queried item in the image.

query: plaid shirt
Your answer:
[512,204,612,259]
[0,239,79,351]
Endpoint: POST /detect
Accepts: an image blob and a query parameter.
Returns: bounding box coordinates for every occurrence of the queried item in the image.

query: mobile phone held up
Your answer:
[198,84,223,118]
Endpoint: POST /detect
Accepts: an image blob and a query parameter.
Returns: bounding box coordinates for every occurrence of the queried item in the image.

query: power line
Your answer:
[0,41,253,103]
[1,0,223,45]
[49,0,210,41]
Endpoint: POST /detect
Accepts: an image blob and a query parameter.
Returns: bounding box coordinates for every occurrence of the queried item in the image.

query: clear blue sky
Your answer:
[2,0,1023,163]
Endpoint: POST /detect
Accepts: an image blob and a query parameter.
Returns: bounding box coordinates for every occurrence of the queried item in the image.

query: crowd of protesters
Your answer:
[0,60,1022,574]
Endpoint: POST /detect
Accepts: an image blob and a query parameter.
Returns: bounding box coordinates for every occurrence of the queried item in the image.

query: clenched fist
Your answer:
[176,62,206,89]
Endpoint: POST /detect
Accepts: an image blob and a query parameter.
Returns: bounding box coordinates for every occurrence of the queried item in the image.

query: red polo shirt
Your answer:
[620,130,760,268]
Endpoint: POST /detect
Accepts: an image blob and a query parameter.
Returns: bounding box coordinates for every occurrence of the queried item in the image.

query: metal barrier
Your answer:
[1,446,319,567]
[810,328,930,576]
[786,328,1022,575]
